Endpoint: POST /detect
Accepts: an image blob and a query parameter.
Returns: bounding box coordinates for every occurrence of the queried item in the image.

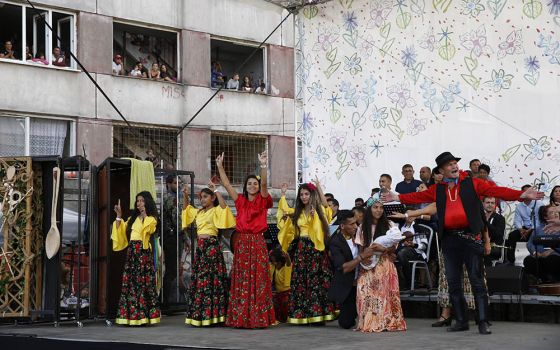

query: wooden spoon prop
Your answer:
[46,167,61,259]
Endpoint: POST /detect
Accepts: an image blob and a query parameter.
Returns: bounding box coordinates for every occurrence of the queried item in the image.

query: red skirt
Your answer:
[226,233,276,328]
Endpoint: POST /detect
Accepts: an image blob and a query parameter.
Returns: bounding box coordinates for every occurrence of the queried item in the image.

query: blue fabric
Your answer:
[513,200,543,229]
[526,226,560,255]
[395,179,423,194]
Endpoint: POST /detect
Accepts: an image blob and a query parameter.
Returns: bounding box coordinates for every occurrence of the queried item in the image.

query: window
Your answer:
[210,132,267,185]
[211,38,267,93]
[0,115,74,157]
[112,123,179,168]
[113,22,178,81]
[0,1,76,68]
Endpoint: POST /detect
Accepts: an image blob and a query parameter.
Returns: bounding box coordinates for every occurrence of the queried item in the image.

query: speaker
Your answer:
[486,265,528,294]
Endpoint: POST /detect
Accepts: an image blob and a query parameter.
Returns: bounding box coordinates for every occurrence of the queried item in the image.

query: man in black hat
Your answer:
[382,151,544,334]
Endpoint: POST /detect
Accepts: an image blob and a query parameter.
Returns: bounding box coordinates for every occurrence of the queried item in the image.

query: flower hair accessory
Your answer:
[306,182,317,192]
[256,175,261,181]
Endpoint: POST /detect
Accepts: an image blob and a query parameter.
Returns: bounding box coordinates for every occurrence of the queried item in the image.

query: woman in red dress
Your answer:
[217,151,276,328]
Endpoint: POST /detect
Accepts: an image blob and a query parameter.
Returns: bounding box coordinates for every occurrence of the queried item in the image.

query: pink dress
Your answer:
[354,226,407,332]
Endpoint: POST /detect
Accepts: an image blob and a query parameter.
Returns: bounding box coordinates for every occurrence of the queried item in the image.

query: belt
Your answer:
[444,229,482,244]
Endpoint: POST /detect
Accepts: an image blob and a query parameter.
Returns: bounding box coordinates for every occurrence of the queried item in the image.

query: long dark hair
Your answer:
[292,183,329,241]
[361,203,390,246]
[550,185,560,205]
[242,174,261,199]
[126,191,158,238]
[200,187,219,207]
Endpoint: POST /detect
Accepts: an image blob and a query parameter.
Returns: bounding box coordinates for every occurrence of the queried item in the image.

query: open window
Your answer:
[0,1,76,68]
[210,38,267,93]
[113,22,179,81]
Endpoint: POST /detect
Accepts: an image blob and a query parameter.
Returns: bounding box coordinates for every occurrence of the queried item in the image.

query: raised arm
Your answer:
[388,202,437,221]
[258,150,269,198]
[207,180,227,209]
[312,176,328,207]
[216,152,238,201]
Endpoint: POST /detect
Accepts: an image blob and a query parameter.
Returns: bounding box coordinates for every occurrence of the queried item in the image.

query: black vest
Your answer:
[435,177,484,236]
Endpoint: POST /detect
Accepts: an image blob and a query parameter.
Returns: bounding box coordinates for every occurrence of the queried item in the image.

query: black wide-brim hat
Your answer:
[435,152,461,169]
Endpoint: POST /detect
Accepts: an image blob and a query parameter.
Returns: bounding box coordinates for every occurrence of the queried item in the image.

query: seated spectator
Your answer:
[505,184,544,263]
[52,46,66,67]
[324,193,335,201]
[227,73,240,90]
[241,75,252,92]
[25,46,32,61]
[482,196,505,265]
[419,166,431,183]
[255,82,267,94]
[112,54,125,75]
[395,164,422,195]
[467,158,481,178]
[327,198,340,225]
[0,40,17,60]
[549,185,560,207]
[129,63,143,77]
[524,205,560,283]
[355,197,365,207]
[149,63,161,80]
[352,206,365,226]
[396,220,429,290]
[138,62,149,78]
[211,61,224,87]
[477,164,495,185]
[32,52,48,65]
[145,148,159,168]
[428,166,443,186]
[159,64,174,82]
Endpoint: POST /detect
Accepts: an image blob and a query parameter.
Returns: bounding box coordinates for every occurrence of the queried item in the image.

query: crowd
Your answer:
[0,39,69,67]
[112,54,176,82]
[108,151,558,336]
[211,61,267,94]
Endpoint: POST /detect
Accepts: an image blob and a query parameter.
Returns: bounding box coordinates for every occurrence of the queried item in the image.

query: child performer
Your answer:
[181,181,236,326]
[269,245,292,323]
[218,151,276,328]
[112,192,161,325]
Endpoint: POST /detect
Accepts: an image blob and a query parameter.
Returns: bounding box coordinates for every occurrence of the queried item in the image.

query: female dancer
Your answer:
[218,152,276,328]
[112,192,161,325]
[181,182,236,326]
[277,179,337,324]
[355,198,406,332]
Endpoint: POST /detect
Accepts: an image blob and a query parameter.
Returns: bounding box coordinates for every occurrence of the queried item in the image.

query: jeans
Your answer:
[442,234,489,325]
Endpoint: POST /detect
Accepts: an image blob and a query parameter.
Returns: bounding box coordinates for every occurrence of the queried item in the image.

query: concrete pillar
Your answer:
[181,127,211,184]
[181,30,210,87]
[77,12,112,75]
[268,45,294,99]
[269,135,295,189]
[76,119,113,166]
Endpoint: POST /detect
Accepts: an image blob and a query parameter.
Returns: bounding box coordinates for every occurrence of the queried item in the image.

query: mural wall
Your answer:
[296,0,560,224]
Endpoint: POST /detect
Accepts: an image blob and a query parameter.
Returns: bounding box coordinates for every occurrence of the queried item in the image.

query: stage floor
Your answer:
[1,315,559,350]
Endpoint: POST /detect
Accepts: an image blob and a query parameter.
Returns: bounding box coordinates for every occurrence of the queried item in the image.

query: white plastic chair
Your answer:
[409,224,434,293]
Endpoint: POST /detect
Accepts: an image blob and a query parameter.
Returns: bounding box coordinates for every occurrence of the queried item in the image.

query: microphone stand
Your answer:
[531,184,542,284]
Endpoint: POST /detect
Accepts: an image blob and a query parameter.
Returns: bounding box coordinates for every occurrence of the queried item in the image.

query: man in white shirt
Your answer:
[112,54,125,75]
[226,73,240,90]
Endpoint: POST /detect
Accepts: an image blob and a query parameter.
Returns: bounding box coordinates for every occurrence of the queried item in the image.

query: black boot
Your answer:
[447,294,469,332]
[475,295,492,335]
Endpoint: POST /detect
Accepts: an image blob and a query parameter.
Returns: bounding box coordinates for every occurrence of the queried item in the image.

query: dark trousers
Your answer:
[442,234,489,325]
[505,229,531,263]
[338,286,357,329]
[162,232,178,305]
[397,247,424,289]
[483,247,502,266]
[523,254,560,283]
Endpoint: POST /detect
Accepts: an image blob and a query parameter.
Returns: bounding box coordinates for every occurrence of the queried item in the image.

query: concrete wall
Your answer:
[269,135,295,189]
[268,45,294,98]
[76,119,112,166]
[77,12,112,74]
[181,128,211,184]
[181,30,211,87]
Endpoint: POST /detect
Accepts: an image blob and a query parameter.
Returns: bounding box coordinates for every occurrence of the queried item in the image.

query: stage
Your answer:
[1,315,559,350]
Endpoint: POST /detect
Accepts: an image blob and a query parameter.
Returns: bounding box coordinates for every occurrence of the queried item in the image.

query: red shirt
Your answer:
[234,193,273,234]
[399,171,522,230]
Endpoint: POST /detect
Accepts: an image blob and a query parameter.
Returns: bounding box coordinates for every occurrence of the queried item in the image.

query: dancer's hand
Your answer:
[114,199,122,218]
[381,191,399,203]
[258,150,268,167]
[216,152,224,167]
[311,175,321,187]
[207,180,217,192]
[182,185,190,207]
[520,186,545,201]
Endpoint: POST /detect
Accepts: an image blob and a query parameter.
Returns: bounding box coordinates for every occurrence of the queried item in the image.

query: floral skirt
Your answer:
[116,241,161,326]
[356,256,406,332]
[226,233,275,328]
[437,251,475,310]
[287,237,337,324]
[185,236,229,326]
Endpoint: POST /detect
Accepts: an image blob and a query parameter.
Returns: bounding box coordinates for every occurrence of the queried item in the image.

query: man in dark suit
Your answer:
[482,196,506,265]
[328,211,375,329]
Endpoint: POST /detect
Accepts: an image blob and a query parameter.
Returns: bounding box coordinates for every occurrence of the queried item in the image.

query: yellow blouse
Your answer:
[269,264,292,293]
[111,216,157,251]
[276,196,332,252]
[181,205,236,236]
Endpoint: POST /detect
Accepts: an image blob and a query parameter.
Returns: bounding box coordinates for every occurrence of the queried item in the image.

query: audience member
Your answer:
[467,158,480,177]
[255,82,266,94]
[419,166,431,183]
[395,164,423,195]
[352,206,365,226]
[428,166,443,186]
[159,64,174,82]
[52,47,66,67]
[25,46,32,60]
[379,174,393,192]
[145,148,159,168]
[227,73,240,90]
[505,184,544,263]
[211,61,225,87]
[482,196,505,265]
[149,62,161,80]
[396,220,429,290]
[112,54,125,75]
[370,188,380,197]
[477,164,495,184]
[0,40,17,60]
[549,185,560,207]
[241,76,252,92]
[32,52,48,65]
[327,197,340,225]
[138,62,149,78]
[524,205,560,282]
[354,197,364,207]
[325,193,335,201]
[130,63,143,77]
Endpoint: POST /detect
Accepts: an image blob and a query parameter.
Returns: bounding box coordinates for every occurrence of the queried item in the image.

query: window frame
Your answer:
[0,0,78,70]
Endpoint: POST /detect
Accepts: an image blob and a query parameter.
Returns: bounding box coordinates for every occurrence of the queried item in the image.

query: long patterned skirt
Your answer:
[226,233,275,328]
[185,236,229,326]
[287,237,337,324]
[356,256,406,332]
[437,251,475,309]
[116,241,161,326]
